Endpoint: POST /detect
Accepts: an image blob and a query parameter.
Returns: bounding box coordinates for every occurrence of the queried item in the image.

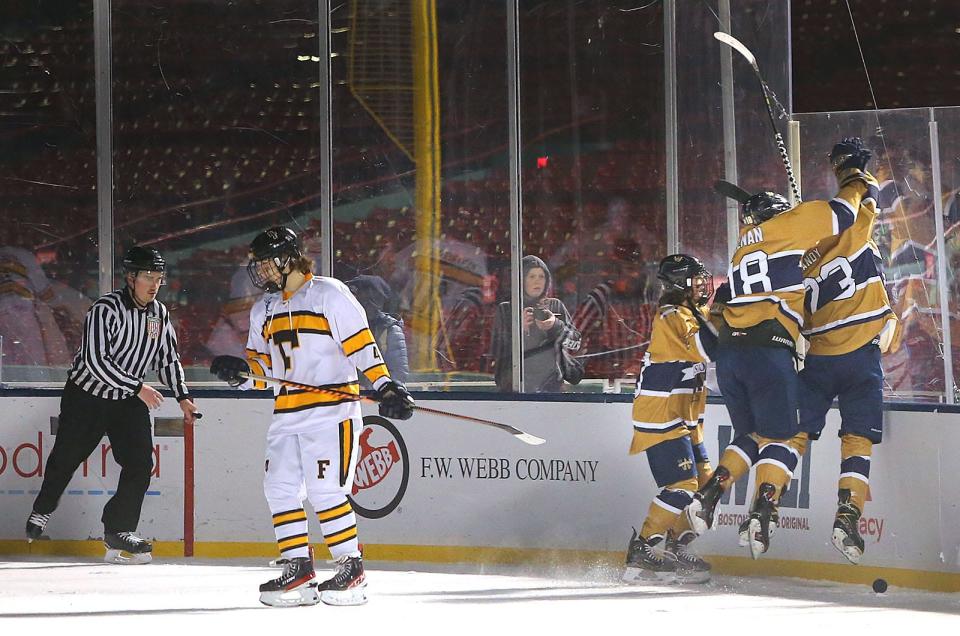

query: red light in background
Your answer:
[537,156,549,169]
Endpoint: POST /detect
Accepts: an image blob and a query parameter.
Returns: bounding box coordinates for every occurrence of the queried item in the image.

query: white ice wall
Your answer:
[2,394,959,576]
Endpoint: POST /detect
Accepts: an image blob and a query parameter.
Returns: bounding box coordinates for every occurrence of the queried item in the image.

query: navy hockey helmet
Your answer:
[742,191,792,225]
[658,254,714,305]
[247,226,302,293]
[122,246,166,274]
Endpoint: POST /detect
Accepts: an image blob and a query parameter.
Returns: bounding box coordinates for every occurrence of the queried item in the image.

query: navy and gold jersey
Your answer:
[724,180,871,344]
[630,304,711,454]
[801,173,900,355]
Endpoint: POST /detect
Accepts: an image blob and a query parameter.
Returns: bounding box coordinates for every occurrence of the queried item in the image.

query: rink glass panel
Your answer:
[331,1,510,389]
[110,1,324,376]
[794,108,946,403]
[932,106,960,403]
[0,2,98,383]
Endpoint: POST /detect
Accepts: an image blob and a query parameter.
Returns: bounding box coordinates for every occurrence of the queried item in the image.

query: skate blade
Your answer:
[260,584,320,607]
[747,519,768,560]
[104,549,152,565]
[675,569,711,585]
[831,528,863,564]
[622,566,676,585]
[319,585,368,606]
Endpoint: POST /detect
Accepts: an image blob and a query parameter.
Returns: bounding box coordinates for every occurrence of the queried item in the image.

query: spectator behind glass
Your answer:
[491,255,580,392]
[205,266,262,359]
[0,244,77,368]
[347,275,409,387]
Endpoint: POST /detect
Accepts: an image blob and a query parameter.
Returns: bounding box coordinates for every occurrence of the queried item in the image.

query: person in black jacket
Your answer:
[347,275,409,387]
[491,255,580,392]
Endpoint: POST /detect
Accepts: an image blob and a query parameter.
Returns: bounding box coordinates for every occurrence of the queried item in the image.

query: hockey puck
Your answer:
[872,578,887,593]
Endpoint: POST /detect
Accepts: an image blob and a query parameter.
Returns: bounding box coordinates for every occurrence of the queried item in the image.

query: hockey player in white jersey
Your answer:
[210,227,414,607]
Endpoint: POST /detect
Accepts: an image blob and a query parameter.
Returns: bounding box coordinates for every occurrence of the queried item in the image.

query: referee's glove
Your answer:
[377,380,415,420]
[210,355,250,387]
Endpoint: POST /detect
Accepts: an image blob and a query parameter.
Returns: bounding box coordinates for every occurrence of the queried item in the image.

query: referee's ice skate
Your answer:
[25,511,50,543]
[103,532,153,565]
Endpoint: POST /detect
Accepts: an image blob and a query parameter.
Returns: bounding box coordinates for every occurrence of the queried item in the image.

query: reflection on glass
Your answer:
[519,1,665,392]
[933,107,960,402]
[796,109,944,402]
[0,2,97,382]
[111,2,323,377]
[333,0,509,389]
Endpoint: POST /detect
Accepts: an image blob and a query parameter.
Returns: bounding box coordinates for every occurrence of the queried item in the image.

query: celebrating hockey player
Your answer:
[685,137,878,559]
[623,254,716,584]
[797,138,900,564]
[209,226,414,607]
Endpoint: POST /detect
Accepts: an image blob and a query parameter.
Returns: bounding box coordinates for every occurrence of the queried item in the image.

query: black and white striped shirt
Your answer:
[68,287,189,401]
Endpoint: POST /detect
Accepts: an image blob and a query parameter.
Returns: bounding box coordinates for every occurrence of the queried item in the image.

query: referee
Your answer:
[24,246,198,564]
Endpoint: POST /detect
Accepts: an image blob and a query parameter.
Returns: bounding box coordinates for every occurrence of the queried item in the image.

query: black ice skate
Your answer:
[665,531,711,584]
[25,511,51,543]
[831,490,865,564]
[685,466,730,535]
[103,531,153,565]
[622,528,677,584]
[259,552,319,607]
[743,482,778,559]
[316,554,367,606]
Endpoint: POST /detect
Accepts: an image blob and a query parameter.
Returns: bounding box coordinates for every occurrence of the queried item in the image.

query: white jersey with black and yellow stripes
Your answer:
[243,274,391,435]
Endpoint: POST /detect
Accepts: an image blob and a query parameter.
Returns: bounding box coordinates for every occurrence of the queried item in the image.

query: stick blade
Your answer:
[515,432,546,446]
[714,179,753,204]
[713,31,757,69]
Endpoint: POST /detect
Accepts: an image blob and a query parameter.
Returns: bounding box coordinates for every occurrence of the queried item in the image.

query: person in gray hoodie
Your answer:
[491,255,581,392]
[347,275,409,387]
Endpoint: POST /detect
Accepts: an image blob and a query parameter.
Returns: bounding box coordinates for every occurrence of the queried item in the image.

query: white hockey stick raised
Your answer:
[714,31,802,203]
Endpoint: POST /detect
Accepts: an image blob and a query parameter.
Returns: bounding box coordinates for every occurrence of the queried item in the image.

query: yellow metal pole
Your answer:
[411,0,442,373]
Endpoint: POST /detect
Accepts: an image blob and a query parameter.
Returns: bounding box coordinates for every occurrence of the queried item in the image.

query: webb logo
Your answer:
[349,415,409,520]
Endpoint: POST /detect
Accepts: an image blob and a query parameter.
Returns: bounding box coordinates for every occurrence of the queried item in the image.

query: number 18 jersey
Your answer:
[724,181,869,344]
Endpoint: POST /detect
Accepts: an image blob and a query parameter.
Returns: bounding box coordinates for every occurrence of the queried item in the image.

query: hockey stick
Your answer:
[713,179,752,204]
[713,31,802,203]
[239,371,546,446]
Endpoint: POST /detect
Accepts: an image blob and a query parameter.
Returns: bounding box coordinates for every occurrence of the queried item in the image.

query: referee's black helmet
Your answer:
[122,246,166,273]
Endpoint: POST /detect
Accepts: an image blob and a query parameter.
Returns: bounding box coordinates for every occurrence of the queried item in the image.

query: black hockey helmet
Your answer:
[742,191,791,225]
[658,254,714,305]
[122,246,166,274]
[247,226,302,293]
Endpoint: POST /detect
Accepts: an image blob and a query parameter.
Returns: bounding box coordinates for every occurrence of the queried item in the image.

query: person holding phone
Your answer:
[491,255,580,392]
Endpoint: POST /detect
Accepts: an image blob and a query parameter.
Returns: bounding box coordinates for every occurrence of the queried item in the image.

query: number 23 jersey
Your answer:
[800,174,900,355]
[244,274,391,435]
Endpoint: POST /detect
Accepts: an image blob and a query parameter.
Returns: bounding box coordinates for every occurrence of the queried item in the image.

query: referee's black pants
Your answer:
[33,381,154,533]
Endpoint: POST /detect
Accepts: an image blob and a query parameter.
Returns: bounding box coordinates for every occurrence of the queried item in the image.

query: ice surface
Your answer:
[1,557,957,630]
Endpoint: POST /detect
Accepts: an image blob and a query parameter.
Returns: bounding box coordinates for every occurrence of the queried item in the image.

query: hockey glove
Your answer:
[210,355,250,387]
[377,380,415,420]
[830,137,872,174]
[713,281,732,305]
